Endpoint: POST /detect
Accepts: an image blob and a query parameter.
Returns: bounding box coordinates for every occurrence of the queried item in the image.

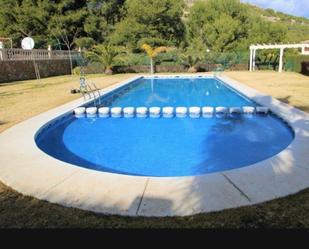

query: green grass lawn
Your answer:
[1,71,309,228]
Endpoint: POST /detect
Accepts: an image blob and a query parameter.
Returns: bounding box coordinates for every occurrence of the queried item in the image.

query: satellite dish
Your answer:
[21,37,35,50]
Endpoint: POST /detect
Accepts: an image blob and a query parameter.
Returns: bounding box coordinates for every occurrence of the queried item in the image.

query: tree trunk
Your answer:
[150,57,154,74]
[68,48,73,75]
[105,66,113,75]
[188,66,197,73]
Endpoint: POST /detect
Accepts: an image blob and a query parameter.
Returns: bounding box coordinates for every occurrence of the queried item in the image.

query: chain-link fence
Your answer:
[74,50,251,74]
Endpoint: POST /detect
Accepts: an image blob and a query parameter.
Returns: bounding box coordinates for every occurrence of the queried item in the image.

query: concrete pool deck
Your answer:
[0,74,309,217]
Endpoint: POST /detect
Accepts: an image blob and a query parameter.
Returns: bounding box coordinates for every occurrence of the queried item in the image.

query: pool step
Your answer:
[74,106,270,118]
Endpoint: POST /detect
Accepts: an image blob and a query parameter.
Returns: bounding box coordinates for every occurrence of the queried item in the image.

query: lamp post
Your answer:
[206,49,210,72]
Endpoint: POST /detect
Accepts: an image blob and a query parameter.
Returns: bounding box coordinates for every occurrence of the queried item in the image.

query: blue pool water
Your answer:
[102,77,254,107]
[36,77,294,177]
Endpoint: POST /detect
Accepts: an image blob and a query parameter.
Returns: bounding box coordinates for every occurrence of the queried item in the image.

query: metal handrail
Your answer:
[78,76,102,107]
[86,84,97,107]
[91,82,101,107]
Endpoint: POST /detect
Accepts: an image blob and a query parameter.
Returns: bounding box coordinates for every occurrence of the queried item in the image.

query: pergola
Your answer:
[249,43,309,72]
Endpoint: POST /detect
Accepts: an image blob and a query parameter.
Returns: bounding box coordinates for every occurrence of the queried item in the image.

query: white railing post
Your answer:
[252,49,256,71]
[249,48,253,71]
[278,47,284,73]
[48,45,52,59]
[0,48,74,61]
[0,42,3,61]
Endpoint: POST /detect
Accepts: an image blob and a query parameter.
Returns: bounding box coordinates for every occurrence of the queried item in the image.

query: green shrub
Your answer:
[285,55,309,72]
[155,49,182,66]
[72,67,81,75]
[118,53,149,66]
[73,63,105,75]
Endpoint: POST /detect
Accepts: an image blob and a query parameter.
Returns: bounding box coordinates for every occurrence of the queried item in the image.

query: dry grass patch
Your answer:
[0,73,140,133]
[224,71,309,112]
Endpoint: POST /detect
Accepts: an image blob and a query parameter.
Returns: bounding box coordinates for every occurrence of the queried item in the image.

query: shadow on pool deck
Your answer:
[129,93,309,217]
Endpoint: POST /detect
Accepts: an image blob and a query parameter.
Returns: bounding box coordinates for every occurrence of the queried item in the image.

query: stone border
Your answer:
[0,74,309,217]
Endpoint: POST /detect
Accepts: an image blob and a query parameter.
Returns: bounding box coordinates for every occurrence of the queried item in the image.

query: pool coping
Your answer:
[0,74,309,217]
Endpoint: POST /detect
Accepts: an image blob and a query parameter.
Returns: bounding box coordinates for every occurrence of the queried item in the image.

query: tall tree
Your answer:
[0,0,125,49]
[81,0,125,48]
[0,0,51,48]
[47,0,88,50]
[186,0,252,53]
[110,0,186,51]
[186,0,288,53]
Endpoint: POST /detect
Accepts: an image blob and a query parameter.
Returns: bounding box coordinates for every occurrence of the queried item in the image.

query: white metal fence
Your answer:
[0,48,80,61]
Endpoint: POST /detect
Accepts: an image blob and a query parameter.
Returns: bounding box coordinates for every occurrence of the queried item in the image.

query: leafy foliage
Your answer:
[141,43,171,73]
[179,37,208,70]
[0,0,125,49]
[109,0,186,51]
[0,0,308,73]
[85,44,125,74]
[285,55,309,73]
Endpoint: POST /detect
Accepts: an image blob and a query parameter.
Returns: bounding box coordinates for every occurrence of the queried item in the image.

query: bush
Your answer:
[118,53,149,66]
[74,50,250,73]
[72,63,105,75]
[72,67,81,75]
[301,62,309,76]
[285,55,309,72]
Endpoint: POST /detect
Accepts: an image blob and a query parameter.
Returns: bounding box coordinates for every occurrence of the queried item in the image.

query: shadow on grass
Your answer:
[277,96,291,104]
[1,179,309,228]
[0,91,24,97]
[277,95,309,113]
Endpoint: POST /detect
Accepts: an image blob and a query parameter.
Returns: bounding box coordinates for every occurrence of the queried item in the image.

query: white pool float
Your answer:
[229,107,242,114]
[162,107,174,118]
[136,107,148,117]
[86,107,97,117]
[149,107,161,118]
[215,106,228,114]
[256,106,269,114]
[98,107,110,117]
[189,106,201,118]
[123,107,135,118]
[74,107,86,117]
[111,107,122,117]
[242,106,255,114]
[176,107,187,118]
[215,106,228,117]
[202,106,214,117]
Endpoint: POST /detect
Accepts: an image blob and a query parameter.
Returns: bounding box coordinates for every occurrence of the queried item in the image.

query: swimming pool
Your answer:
[35,76,294,177]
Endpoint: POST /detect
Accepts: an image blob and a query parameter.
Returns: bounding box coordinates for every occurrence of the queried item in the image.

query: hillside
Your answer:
[185,0,309,43]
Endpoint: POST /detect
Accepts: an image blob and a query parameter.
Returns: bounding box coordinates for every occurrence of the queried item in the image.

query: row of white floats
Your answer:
[74,106,269,118]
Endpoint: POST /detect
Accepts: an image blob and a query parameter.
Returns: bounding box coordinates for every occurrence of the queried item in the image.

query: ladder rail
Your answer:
[79,76,102,107]
[91,82,101,107]
[86,84,97,107]
[79,85,88,101]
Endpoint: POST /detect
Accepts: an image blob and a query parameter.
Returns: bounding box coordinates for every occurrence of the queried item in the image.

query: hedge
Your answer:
[285,55,309,73]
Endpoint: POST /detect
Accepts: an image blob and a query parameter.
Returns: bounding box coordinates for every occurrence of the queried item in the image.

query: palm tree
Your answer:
[86,44,123,74]
[141,44,170,74]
